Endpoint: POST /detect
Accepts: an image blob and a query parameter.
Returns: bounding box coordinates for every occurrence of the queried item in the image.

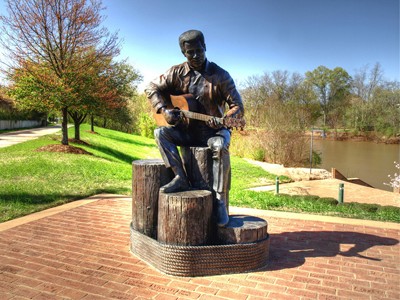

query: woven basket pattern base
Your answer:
[130,222,270,277]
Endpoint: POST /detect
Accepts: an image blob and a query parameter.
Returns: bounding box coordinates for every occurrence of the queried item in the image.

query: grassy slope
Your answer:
[0,124,399,223]
[0,125,160,222]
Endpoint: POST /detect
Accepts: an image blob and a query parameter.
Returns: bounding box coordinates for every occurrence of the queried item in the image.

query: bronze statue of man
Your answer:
[145,29,244,227]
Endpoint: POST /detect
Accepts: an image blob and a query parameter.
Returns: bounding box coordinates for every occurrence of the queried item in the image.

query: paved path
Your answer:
[250,178,400,207]
[0,125,63,148]
[246,158,400,208]
[0,194,399,299]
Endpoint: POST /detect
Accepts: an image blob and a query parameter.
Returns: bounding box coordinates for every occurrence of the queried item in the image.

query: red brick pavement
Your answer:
[0,195,399,299]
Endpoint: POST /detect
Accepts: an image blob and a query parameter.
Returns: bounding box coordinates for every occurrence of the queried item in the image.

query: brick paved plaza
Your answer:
[0,194,399,299]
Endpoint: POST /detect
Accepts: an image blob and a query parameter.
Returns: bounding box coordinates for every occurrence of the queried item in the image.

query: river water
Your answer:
[313,139,400,192]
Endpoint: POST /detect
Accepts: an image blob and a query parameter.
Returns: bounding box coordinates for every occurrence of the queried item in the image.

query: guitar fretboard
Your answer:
[181,110,223,123]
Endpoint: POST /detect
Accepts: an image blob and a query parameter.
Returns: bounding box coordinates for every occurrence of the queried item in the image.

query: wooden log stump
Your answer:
[217,215,268,244]
[181,146,231,211]
[132,159,173,238]
[157,190,214,246]
[181,146,213,190]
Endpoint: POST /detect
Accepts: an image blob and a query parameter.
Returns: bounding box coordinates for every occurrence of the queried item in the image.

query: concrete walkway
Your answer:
[0,194,399,299]
[0,125,63,148]
[246,158,400,207]
[250,179,400,207]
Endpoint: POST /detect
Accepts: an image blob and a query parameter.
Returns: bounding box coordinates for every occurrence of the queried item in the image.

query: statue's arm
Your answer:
[145,75,169,114]
[145,65,181,113]
[219,71,244,118]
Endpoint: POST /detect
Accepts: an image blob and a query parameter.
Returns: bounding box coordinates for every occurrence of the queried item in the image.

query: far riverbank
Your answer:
[307,130,399,144]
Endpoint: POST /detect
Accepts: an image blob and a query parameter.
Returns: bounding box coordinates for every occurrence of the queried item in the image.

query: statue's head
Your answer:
[179,30,206,71]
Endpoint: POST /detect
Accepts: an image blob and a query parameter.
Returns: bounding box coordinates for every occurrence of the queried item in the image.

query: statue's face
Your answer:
[183,40,206,70]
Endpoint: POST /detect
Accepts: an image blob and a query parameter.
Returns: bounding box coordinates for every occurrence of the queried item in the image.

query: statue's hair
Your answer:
[179,30,205,52]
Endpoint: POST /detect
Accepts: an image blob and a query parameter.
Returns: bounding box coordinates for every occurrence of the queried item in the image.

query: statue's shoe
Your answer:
[216,200,229,227]
[161,176,190,193]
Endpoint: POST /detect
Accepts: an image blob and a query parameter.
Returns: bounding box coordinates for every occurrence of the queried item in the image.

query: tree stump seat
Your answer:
[181,146,213,190]
[217,215,268,244]
[157,190,213,246]
[131,159,173,239]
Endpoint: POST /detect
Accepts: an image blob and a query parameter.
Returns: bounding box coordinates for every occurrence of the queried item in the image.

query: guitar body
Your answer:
[153,94,199,127]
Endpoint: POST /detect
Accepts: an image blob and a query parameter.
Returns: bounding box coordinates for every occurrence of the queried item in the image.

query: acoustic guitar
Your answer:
[153,94,245,130]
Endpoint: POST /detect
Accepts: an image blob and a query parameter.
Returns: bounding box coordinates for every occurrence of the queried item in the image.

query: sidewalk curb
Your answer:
[230,206,400,230]
[0,194,130,232]
[1,194,398,232]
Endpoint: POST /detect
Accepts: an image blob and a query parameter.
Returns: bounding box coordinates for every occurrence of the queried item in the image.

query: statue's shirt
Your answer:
[145,60,244,118]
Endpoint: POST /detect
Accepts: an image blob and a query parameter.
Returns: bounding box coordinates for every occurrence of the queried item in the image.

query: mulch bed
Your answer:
[36,140,92,155]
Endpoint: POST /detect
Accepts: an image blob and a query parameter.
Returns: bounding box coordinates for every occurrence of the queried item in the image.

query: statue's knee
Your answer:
[208,137,228,159]
[208,137,222,150]
[154,127,169,141]
[154,127,162,141]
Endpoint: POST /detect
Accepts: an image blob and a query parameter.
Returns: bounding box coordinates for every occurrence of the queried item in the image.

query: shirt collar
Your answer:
[183,60,211,76]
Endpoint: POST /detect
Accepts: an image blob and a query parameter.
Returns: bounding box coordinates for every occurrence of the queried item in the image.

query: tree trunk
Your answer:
[91,115,94,132]
[68,111,87,140]
[61,107,69,145]
[43,113,48,127]
[74,122,80,140]
[157,190,214,246]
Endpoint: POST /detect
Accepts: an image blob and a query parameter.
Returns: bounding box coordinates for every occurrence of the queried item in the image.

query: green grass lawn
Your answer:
[1,124,399,223]
[0,124,160,222]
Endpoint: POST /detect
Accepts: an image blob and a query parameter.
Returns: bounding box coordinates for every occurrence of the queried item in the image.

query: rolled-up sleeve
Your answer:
[218,71,244,118]
[145,69,175,113]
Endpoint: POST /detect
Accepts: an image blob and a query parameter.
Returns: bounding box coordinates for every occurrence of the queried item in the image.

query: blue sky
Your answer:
[1,0,399,90]
[100,0,399,90]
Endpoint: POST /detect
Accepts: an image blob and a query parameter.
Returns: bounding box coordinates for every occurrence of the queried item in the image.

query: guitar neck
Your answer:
[181,110,223,123]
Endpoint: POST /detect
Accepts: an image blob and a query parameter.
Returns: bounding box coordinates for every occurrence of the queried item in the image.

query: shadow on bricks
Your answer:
[265,231,399,270]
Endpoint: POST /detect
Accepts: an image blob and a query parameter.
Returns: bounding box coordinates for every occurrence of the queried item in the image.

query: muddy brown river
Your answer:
[313,139,400,192]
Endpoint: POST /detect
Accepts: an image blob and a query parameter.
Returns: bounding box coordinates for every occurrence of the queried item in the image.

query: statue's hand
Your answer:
[161,108,181,126]
[207,116,223,129]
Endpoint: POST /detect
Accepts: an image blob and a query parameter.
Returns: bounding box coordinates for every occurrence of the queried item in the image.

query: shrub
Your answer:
[230,128,310,167]
[138,112,156,138]
[251,147,266,161]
